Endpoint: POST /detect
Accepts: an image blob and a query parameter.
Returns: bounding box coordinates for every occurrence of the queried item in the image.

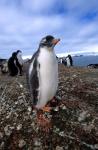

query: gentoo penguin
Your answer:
[16,50,24,76]
[27,35,60,125]
[1,61,8,74]
[8,52,18,76]
[62,57,67,66]
[66,54,73,66]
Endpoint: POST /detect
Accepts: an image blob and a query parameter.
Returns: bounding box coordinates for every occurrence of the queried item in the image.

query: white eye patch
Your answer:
[41,38,46,43]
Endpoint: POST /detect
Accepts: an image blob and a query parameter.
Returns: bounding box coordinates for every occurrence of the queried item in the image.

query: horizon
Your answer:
[0,0,98,58]
[1,51,98,60]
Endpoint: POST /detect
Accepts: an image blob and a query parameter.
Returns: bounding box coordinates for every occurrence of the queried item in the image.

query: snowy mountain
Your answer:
[22,51,98,60]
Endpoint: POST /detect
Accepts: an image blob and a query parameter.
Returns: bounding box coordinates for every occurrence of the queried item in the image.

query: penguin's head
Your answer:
[12,52,17,59]
[39,35,60,49]
[17,50,22,53]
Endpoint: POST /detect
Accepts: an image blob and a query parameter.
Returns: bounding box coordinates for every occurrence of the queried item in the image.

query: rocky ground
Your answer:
[0,64,98,150]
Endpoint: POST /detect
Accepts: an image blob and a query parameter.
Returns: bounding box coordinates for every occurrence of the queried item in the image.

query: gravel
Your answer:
[0,64,98,150]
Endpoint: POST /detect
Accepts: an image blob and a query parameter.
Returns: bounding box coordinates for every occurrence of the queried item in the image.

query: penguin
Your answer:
[1,61,8,74]
[27,35,60,126]
[16,50,24,76]
[62,57,67,66]
[8,52,18,76]
[66,55,73,66]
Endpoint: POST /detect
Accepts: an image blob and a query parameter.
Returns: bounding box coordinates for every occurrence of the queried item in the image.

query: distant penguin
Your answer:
[66,55,73,66]
[8,52,18,76]
[16,50,24,76]
[27,35,60,110]
[62,57,67,66]
[1,61,8,74]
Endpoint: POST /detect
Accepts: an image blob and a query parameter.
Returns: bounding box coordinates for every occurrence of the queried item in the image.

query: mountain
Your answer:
[22,51,98,60]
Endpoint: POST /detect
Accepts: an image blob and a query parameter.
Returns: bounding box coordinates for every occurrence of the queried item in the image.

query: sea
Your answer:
[72,55,98,67]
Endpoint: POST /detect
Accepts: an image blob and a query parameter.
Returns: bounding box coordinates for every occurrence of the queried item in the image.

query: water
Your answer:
[73,55,98,67]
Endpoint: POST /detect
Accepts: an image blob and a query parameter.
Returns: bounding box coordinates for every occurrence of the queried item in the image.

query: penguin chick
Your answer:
[27,35,60,128]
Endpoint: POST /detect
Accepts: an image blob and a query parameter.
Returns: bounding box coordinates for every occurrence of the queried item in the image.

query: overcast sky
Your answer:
[0,0,98,58]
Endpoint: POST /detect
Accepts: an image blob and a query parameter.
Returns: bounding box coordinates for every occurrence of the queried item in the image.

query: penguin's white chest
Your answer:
[66,57,71,66]
[37,48,58,108]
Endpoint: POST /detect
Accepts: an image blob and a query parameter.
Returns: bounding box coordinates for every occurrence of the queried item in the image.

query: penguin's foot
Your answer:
[42,106,52,112]
[37,112,51,132]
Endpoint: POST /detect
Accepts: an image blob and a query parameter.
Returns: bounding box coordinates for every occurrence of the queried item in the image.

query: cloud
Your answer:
[0,0,98,58]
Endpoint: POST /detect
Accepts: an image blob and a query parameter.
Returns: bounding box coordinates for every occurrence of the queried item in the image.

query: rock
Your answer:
[72,74,77,78]
[94,144,98,149]
[28,106,32,112]
[61,105,67,110]
[17,124,22,130]
[15,101,18,105]
[18,139,26,148]
[4,125,12,136]
[33,148,42,150]
[53,127,60,133]
[19,99,24,104]
[83,124,94,132]
[20,84,23,88]
[78,111,88,122]
[0,132,3,139]
[56,146,64,150]
[0,142,4,149]
[53,107,59,112]
[27,106,32,115]
[34,138,41,147]
[59,131,65,137]
[6,112,11,119]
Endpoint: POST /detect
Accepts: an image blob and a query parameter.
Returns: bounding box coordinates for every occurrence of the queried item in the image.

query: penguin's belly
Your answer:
[66,58,71,66]
[37,51,58,108]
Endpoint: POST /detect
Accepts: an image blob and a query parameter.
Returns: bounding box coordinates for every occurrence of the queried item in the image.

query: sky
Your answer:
[0,0,98,58]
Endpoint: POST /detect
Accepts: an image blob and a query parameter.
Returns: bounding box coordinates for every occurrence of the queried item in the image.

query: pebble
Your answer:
[59,131,65,137]
[53,107,59,112]
[56,146,64,150]
[34,138,41,147]
[17,124,22,130]
[4,125,12,136]
[94,144,98,149]
[6,112,11,119]
[19,99,24,104]
[53,127,60,133]
[62,105,67,110]
[33,148,42,150]
[78,111,88,122]
[18,139,26,148]
[83,124,94,132]
[0,142,4,148]
[15,101,18,105]
[0,132,3,139]
[20,84,23,88]
[28,107,32,112]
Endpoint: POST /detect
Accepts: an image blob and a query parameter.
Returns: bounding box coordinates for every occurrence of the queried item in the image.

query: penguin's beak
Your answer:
[52,38,60,45]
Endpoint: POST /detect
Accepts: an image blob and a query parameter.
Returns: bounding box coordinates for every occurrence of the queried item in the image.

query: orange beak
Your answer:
[52,38,60,45]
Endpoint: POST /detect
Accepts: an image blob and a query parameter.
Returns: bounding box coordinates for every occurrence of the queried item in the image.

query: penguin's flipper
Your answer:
[28,50,40,106]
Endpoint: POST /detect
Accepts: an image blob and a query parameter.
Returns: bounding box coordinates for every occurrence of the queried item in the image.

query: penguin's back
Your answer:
[8,57,18,76]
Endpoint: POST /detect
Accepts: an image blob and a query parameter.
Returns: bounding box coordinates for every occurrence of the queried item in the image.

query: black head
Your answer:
[39,35,60,48]
[12,52,17,59]
[17,50,22,54]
